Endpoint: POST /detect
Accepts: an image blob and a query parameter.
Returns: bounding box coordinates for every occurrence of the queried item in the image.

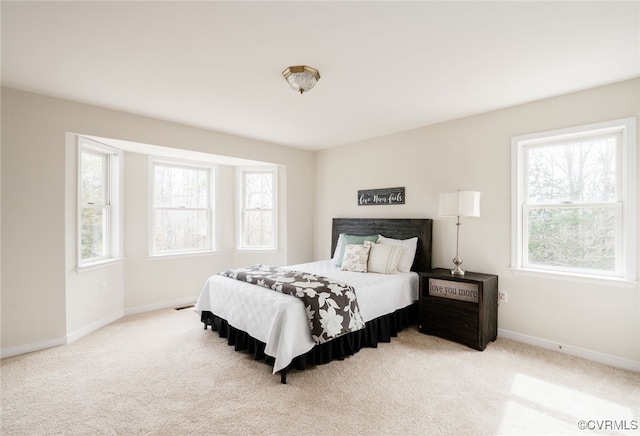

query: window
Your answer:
[78,137,121,266]
[512,118,636,282]
[237,167,277,250]
[150,159,215,255]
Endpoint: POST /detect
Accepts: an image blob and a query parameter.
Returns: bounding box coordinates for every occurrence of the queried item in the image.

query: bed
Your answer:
[195,218,433,383]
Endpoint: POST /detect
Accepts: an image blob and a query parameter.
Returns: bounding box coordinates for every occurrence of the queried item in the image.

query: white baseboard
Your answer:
[1,336,67,359]
[66,310,125,344]
[1,311,126,359]
[1,298,196,359]
[123,296,197,316]
[498,328,640,373]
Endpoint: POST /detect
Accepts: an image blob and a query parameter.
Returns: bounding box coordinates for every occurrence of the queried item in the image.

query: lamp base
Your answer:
[450,256,465,276]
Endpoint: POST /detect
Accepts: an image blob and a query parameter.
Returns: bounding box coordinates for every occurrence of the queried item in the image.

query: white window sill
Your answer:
[149,250,218,260]
[236,248,278,254]
[77,258,124,273]
[511,267,637,288]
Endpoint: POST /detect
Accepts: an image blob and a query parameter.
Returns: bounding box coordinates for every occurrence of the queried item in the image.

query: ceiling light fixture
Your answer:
[282,65,320,94]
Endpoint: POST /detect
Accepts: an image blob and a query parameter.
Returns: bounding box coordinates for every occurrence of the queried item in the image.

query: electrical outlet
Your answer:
[101,282,108,294]
[499,292,508,303]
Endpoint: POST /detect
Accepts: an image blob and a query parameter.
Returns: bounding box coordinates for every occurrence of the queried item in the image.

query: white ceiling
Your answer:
[2,1,639,151]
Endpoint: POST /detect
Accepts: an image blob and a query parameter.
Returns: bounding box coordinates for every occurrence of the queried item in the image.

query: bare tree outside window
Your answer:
[239,168,277,249]
[512,117,636,281]
[81,151,107,260]
[152,162,213,254]
[526,137,618,272]
[78,137,120,266]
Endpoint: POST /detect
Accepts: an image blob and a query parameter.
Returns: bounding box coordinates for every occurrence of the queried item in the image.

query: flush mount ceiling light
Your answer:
[282,65,320,94]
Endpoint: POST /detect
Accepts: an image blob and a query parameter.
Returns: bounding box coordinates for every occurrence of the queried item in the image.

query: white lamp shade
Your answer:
[439,191,481,218]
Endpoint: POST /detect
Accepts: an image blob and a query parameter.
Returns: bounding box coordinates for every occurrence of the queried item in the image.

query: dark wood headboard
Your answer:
[331,218,433,272]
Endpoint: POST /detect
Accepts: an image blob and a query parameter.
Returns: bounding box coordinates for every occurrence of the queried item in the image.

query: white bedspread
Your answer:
[194,260,418,373]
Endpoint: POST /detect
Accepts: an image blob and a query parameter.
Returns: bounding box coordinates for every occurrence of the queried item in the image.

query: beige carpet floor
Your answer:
[1,308,638,435]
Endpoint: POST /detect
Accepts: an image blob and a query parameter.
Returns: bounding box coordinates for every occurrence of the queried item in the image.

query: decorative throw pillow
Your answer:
[341,241,373,273]
[335,234,378,267]
[367,243,404,274]
[377,235,418,272]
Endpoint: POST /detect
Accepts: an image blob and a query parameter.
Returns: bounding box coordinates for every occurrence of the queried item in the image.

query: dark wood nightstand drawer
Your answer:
[420,300,479,342]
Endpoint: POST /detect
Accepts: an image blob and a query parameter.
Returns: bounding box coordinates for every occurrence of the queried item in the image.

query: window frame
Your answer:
[236,166,278,251]
[511,117,637,284]
[77,137,121,268]
[149,157,216,257]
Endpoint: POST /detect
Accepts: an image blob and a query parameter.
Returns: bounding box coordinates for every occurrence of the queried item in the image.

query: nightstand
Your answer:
[418,268,498,351]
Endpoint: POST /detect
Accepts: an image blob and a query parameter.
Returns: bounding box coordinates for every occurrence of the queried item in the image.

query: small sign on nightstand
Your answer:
[428,278,479,303]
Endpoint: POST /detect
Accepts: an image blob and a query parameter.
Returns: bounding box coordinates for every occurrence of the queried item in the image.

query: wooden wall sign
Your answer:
[358,187,405,206]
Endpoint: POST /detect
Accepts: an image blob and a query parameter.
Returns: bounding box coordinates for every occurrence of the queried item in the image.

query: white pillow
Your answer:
[367,243,404,274]
[332,234,345,265]
[340,241,373,273]
[377,235,418,272]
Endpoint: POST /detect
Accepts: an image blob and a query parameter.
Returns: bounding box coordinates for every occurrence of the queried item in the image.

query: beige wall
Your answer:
[120,155,291,312]
[2,80,639,369]
[2,88,69,351]
[315,79,640,367]
[1,87,315,353]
